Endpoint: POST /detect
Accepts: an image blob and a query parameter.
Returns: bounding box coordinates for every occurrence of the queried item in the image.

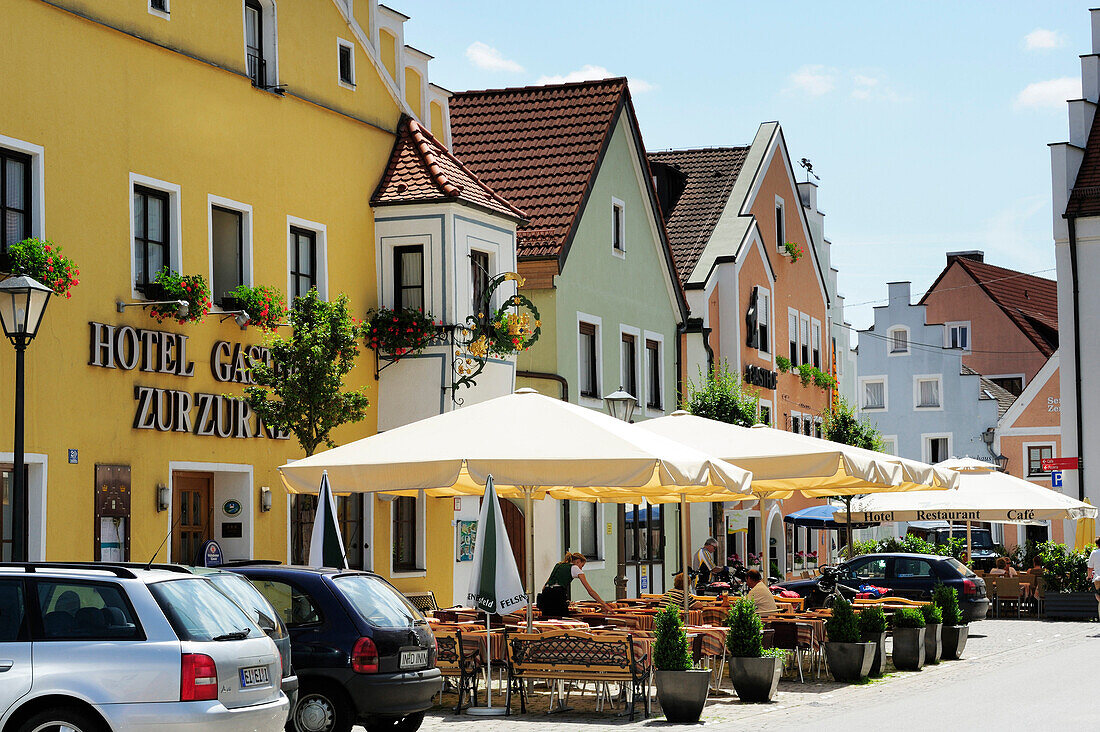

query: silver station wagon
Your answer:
[0,563,288,732]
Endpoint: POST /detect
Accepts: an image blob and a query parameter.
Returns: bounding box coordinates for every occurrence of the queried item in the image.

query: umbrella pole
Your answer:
[681,494,690,615]
[966,521,972,566]
[759,498,767,575]
[525,487,535,632]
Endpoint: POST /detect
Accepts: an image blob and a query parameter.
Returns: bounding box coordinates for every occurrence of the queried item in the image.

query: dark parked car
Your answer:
[226,565,440,732]
[908,526,998,570]
[778,552,989,621]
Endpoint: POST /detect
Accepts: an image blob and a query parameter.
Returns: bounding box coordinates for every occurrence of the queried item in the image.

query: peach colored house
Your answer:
[650,123,841,575]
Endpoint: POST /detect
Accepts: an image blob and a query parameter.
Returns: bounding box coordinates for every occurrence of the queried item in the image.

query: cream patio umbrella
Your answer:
[636,411,955,572]
[279,389,755,619]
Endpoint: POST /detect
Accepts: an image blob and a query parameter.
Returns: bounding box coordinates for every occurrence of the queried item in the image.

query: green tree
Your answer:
[684,364,760,426]
[822,397,885,556]
[244,289,370,457]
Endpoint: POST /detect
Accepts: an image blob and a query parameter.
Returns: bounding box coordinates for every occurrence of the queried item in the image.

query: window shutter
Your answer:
[745,287,759,348]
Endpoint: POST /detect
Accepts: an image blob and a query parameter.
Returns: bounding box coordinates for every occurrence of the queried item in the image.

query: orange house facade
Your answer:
[651,122,835,575]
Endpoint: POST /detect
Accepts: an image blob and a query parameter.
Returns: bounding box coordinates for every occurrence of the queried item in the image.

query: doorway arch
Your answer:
[768,510,785,578]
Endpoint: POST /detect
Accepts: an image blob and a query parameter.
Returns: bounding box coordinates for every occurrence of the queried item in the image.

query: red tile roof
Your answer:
[922,256,1058,356]
[1066,104,1100,217]
[448,78,628,258]
[371,115,525,222]
[647,148,750,282]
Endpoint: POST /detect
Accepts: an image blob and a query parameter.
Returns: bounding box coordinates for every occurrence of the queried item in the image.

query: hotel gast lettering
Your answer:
[0,0,461,565]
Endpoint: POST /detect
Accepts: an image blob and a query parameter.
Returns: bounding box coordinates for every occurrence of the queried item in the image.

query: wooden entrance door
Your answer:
[499,498,525,582]
[173,473,213,565]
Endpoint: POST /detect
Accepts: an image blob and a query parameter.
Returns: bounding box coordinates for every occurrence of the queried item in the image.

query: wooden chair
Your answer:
[404,591,440,614]
[994,576,1024,618]
[434,630,480,712]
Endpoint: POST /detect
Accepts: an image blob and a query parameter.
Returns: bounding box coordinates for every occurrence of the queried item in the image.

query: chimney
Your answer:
[1092,7,1100,55]
[887,281,912,308]
[946,250,984,265]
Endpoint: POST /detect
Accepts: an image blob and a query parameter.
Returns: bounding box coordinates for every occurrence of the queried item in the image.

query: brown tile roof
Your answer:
[371,115,526,222]
[647,148,750,282]
[1066,104,1100,217]
[964,365,1018,418]
[448,78,628,258]
[921,256,1059,356]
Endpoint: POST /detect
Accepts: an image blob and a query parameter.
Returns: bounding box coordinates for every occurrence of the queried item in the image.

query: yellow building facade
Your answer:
[0,0,473,601]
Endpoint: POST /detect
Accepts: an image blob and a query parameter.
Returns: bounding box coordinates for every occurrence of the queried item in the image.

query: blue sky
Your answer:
[399,1,1087,328]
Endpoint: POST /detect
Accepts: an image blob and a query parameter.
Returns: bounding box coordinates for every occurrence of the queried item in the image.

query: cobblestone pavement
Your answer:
[357,619,1097,731]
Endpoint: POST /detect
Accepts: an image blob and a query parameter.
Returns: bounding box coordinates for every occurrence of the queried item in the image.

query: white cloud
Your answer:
[535,65,655,92]
[1024,28,1065,50]
[629,78,657,93]
[850,73,906,102]
[1014,77,1080,110]
[788,65,837,96]
[465,41,523,73]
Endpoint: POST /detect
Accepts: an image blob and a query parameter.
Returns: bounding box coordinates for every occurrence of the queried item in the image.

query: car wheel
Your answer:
[18,708,105,732]
[366,712,425,732]
[288,688,353,732]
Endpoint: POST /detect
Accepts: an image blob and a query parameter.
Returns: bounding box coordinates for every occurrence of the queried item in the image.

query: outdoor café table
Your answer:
[532,619,590,631]
[775,595,806,612]
[683,625,727,658]
[763,615,824,651]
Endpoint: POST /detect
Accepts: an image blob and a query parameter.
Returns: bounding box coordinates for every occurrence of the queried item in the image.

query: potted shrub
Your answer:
[1038,541,1097,618]
[824,598,875,681]
[933,584,968,660]
[227,284,289,332]
[890,608,926,671]
[726,597,782,703]
[857,605,887,677]
[148,270,210,325]
[921,602,943,664]
[653,603,710,723]
[3,237,80,298]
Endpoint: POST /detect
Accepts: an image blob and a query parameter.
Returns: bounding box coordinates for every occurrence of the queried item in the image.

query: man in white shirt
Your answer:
[1087,537,1100,618]
[693,538,719,592]
[745,569,779,616]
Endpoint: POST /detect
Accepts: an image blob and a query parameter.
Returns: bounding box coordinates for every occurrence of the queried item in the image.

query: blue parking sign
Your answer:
[1051,470,1063,488]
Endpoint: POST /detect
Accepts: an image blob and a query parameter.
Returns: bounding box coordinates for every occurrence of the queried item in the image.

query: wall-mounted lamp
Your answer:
[220,310,250,330]
[156,482,170,512]
[117,299,189,318]
[260,485,272,512]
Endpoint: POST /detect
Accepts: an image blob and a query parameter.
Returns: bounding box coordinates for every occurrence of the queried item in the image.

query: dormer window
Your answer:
[338,39,355,88]
[889,326,909,354]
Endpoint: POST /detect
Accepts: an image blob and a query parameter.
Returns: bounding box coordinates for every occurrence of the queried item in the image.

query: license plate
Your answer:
[400,649,428,669]
[239,665,271,688]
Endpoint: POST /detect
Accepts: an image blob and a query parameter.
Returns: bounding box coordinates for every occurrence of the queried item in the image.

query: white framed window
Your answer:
[880,436,898,456]
[149,0,170,19]
[1024,443,1056,478]
[129,173,182,300]
[945,321,970,351]
[800,313,811,366]
[888,325,910,355]
[775,196,785,252]
[243,0,279,89]
[388,492,426,577]
[337,37,356,88]
[759,403,771,426]
[619,325,641,405]
[860,376,887,411]
[286,216,329,302]
[577,501,603,560]
[578,313,603,402]
[914,375,943,410]
[611,197,625,255]
[922,433,952,464]
[790,411,802,434]
[811,318,822,369]
[988,373,1025,397]
[813,418,823,439]
[207,195,254,308]
[1,136,44,253]
[787,309,799,364]
[644,331,665,413]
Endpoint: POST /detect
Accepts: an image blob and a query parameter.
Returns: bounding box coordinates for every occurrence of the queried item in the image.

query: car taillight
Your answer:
[181,653,218,701]
[962,579,977,596]
[352,637,379,673]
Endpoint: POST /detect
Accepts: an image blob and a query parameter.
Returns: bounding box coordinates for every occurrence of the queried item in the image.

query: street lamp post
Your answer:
[603,387,636,600]
[0,276,52,562]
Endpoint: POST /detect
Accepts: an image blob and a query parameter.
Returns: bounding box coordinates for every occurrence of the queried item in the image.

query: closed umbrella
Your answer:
[1074,499,1096,552]
[465,475,527,716]
[280,389,754,621]
[307,471,347,569]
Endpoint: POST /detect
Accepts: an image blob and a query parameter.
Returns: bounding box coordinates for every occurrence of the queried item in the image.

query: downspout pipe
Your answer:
[1067,214,1086,501]
[516,370,568,402]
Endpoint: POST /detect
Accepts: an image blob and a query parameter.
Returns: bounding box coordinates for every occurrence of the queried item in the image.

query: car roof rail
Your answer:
[217,559,283,568]
[52,561,193,575]
[0,562,137,579]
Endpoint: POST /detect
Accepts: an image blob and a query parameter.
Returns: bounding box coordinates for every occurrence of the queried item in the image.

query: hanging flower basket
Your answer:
[228,284,288,332]
[148,270,211,325]
[3,238,80,298]
[364,307,439,358]
[783,241,804,262]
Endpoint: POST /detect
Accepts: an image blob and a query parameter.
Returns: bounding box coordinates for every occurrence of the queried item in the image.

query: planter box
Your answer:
[141,283,170,301]
[924,623,942,664]
[824,641,875,682]
[220,295,245,311]
[891,627,925,671]
[941,625,968,660]
[655,669,710,723]
[1044,592,1099,620]
[861,631,885,677]
[729,655,782,703]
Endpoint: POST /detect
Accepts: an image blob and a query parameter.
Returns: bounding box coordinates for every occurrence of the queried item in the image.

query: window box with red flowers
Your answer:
[364,307,439,359]
[2,237,80,298]
[148,270,211,325]
[228,284,288,332]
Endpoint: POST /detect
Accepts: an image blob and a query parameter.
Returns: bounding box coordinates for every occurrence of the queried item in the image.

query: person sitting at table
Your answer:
[663,572,691,609]
[988,557,1017,577]
[744,569,779,616]
[536,552,614,617]
[1028,556,1044,576]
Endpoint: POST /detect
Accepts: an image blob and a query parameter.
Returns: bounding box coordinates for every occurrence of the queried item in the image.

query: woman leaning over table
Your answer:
[536,552,615,617]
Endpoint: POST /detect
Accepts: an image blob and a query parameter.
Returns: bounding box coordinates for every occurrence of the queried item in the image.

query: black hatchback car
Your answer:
[778,552,990,621]
[227,564,440,732]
